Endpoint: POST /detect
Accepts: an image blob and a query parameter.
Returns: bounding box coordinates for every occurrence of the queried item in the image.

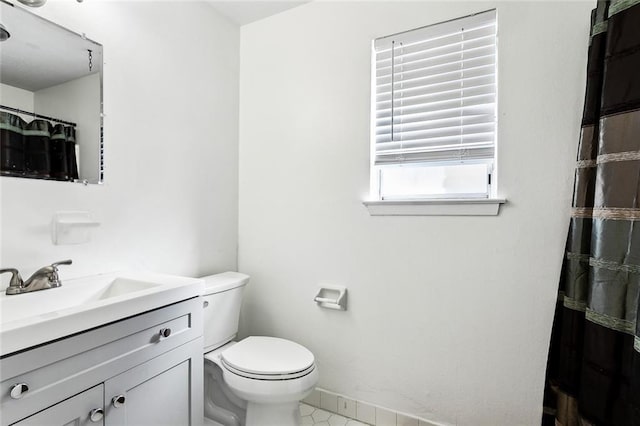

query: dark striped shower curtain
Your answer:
[543,1,640,425]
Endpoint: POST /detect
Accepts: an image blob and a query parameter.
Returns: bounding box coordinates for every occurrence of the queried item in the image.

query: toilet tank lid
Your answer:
[200,272,250,294]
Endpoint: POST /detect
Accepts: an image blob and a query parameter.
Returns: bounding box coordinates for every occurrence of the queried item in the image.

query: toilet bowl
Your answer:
[201,272,318,426]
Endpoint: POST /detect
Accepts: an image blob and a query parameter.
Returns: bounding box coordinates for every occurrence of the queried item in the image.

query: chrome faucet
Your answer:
[0,260,72,295]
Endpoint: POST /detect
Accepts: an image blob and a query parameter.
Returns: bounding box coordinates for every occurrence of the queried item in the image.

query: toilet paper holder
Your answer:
[314,285,347,311]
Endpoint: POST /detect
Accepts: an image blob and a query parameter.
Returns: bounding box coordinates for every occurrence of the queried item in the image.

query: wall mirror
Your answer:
[0,0,103,184]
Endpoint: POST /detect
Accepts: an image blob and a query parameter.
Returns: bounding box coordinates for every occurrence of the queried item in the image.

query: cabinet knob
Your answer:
[89,408,104,422]
[112,394,126,408]
[159,328,171,339]
[9,383,29,399]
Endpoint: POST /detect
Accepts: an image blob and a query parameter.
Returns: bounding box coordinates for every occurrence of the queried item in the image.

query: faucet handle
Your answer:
[51,260,73,269]
[48,260,72,287]
[0,268,24,288]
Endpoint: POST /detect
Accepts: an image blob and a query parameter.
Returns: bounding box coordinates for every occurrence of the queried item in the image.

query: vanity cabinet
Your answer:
[104,345,195,426]
[0,298,203,426]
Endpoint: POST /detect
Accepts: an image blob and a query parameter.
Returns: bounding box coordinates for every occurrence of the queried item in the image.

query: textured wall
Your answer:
[237,2,593,425]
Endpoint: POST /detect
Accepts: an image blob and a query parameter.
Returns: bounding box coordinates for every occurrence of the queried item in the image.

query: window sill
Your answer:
[363,198,506,216]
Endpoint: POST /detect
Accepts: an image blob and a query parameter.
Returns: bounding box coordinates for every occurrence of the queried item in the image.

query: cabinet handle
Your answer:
[89,408,104,422]
[112,394,126,408]
[9,383,29,399]
[158,328,171,339]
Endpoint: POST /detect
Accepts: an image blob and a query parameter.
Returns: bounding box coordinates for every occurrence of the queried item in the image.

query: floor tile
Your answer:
[301,403,315,416]
[328,414,348,426]
[312,408,332,422]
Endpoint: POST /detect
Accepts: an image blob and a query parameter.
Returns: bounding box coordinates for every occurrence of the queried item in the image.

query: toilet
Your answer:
[201,272,318,426]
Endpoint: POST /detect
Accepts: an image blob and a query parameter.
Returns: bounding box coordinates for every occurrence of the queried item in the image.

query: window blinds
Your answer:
[373,10,497,166]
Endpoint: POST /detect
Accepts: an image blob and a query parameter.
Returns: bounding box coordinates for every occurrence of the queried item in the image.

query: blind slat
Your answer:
[376,83,496,111]
[375,146,494,165]
[376,64,494,93]
[375,114,495,137]
[376,126,495,145]
[376,74,495,102]
[376,46,495,80]
[376,130,495,147]
[376,48,495,86]
[376,31,495,70]
[376,139,494,153]
[376,54,496,84]
[375,104,495,127]
[376,28,496,67]
[376,93,495,119]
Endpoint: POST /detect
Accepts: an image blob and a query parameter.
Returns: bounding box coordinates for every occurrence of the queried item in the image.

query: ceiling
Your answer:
[0,1,102,92]
[206,1,310,26]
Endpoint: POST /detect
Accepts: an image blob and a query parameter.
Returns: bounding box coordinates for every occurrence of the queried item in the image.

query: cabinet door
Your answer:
[104,340,203,426]
[12,385,104,426]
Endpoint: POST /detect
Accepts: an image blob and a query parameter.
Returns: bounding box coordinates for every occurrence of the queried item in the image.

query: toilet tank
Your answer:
[201,272,250,353]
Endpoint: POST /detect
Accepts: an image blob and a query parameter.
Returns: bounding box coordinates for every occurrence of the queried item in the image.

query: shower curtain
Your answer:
[543,0,640,425]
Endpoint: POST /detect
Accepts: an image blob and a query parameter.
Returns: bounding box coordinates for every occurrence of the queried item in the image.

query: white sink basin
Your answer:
[0,272,204,356]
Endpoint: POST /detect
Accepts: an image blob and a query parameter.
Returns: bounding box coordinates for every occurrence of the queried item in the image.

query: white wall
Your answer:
[238,2,592,425]
[0,84,34,111]
[1,1,239,285]
[35,73,101,182]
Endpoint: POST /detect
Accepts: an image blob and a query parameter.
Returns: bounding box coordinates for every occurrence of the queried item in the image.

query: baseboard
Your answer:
[302,387,444,426]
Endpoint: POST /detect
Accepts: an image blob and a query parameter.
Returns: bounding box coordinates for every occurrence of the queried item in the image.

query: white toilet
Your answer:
[201,272,318,426]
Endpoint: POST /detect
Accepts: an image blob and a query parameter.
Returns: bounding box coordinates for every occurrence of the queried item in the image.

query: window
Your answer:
[370,10,498,204]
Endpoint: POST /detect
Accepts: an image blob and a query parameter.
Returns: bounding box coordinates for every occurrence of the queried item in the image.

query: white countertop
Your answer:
[0,271,204,357]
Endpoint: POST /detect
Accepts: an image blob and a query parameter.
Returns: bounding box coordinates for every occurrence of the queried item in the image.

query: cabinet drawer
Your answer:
[11,384,104,426]
[0,297,202,425]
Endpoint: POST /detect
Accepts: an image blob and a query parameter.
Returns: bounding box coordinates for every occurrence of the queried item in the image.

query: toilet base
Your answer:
[245,401,301,426]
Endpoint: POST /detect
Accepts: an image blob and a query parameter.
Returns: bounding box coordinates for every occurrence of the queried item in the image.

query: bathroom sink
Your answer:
[90,277,162,301]
[0,272,204,356]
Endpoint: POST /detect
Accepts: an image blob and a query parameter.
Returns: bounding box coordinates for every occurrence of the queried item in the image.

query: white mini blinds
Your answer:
[373,10,497,168]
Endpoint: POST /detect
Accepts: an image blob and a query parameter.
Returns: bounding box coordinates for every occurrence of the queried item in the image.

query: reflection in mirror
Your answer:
[0,0,103,184]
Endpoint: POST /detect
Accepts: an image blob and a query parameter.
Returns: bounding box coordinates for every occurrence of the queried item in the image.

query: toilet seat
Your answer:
[220,336,315,381]
[222,359,315,380]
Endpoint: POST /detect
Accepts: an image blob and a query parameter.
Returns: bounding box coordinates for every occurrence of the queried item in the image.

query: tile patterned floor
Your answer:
[300,403,371,426]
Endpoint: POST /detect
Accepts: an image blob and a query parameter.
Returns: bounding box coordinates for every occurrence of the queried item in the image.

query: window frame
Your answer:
[366,9,505,215]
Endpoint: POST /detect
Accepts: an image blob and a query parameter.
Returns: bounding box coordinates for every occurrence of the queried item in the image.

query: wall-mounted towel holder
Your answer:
[314,285,347,311]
